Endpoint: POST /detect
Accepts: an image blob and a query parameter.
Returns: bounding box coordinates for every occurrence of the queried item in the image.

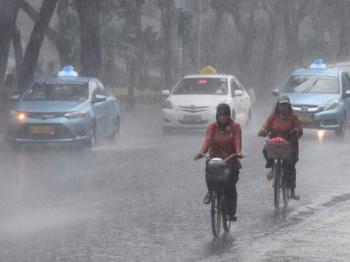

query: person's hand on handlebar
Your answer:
[258,128,268,137]
[236,152,243,159]
[193,152,204,161]
[289,128,302,139]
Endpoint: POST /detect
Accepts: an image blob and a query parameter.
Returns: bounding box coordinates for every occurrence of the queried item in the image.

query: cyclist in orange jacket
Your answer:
[258,96,303,200]
[194,103,242,221]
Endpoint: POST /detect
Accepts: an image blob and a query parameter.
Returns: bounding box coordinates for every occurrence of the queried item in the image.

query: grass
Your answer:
[110,87,161,104]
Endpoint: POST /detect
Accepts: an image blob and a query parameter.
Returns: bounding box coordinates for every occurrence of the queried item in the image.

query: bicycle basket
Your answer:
[206,159,231,184]
[266,137,293,159]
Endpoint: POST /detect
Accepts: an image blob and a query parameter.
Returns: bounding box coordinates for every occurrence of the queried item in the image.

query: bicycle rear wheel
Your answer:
[221,191,231,232]
[211,192,221,237]
[273,161,281,208]
[282,163,290,205]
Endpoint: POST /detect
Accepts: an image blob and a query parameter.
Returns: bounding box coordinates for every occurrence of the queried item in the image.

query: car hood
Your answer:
[169,95,230,107]
[280,93,341,107]
[15,101,87,113]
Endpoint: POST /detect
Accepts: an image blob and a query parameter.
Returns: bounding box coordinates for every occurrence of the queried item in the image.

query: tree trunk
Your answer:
[13,26,23,90]
[206,8,224,66]
[158,0,175,90]
[126,0,145,110]
[18,0,58,93]
[259,1,281,91]
[0,0,20,86]
[76,0,102,78]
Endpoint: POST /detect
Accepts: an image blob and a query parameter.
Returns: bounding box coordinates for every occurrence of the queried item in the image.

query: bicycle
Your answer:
[265,138,292,208]
[199,153,243,237]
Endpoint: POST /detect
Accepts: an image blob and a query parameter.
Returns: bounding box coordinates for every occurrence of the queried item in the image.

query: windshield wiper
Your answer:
[302,79,319,93]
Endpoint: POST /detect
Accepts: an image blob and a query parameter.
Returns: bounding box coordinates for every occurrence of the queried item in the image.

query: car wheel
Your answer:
[335,115,346,137]
[245,109,252,127]
[231,108,236,122]
[85,125,96,147]
[8,140,21,151]
[109,117,120,142]
[162,125,172,134]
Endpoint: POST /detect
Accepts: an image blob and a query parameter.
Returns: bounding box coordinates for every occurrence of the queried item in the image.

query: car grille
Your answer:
[178,120,209,125]
[27,112,66,120]
[292,104,321,113]
[177,105,209,113]
[17,123,74,140]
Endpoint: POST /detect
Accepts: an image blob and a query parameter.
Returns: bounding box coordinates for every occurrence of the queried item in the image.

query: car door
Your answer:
[341,72,350,127]
[90,80,107,137]
[230,78,245,120]
[237,81,251,116]
[96,80,116,135]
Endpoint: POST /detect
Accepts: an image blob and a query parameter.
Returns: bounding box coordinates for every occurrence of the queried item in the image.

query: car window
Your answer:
[91,81,100,96]
[96,80,108,96]
[283,75,339,94]
[172,78,228,95]
[231,78,243,96]
[341,73,350,93]
[23,82,89,101]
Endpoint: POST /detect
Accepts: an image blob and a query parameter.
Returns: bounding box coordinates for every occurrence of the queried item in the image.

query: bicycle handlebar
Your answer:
[200,153,245,162]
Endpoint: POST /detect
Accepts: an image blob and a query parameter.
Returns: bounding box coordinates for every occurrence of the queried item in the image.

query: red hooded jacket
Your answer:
[262,112,303,155]
[200,119,242,169]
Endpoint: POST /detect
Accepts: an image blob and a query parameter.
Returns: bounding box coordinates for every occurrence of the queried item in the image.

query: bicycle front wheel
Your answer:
[221,191,231,232]
[211,192,221,237]
[273,161,281,208]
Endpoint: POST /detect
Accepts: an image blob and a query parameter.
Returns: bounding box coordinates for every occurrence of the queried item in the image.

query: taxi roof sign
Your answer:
[58,65,79,77]
[309,58,326,70]
[200,65,217,75]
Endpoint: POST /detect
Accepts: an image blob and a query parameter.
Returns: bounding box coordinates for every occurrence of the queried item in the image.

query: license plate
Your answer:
[298,115,313,123]
[30,125,55,134]
[183,114,202,122]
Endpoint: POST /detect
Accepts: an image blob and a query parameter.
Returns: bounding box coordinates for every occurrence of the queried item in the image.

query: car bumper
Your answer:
[6,116,91,143]
[296,107,343,130]
[161,108,216,128]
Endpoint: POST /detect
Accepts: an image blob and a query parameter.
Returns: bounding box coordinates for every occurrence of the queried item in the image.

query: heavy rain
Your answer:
[1,0,350,261]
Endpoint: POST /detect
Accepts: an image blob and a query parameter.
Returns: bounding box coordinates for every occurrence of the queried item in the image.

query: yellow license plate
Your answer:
[30,125,55,134]
[183,114,202,121]
[298,115,313,123]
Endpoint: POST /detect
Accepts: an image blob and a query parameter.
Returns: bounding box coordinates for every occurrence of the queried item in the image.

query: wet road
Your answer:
[1,104,350,261]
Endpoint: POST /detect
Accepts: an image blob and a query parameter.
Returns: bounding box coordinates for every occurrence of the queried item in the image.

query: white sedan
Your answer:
[161,74,252,129]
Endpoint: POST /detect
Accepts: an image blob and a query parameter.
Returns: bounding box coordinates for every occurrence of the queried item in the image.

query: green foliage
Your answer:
[177,10,193,45]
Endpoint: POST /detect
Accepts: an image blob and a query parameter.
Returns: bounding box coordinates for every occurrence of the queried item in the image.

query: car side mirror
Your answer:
[272,89,280,96]
[93,95,107,103]
[8,94,20,102]
[234,90,244,96]
[161,90,170,96]
[345,90,350,98]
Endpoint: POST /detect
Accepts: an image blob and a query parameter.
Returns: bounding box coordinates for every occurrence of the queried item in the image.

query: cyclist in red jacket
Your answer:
[194,103,242,221]
[258,96,303,200]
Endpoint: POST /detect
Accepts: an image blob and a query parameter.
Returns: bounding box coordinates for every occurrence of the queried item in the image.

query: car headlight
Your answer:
[324,99,339,111]
[163,100,173,109]
[10,110,27,121]
[64,110,88,119]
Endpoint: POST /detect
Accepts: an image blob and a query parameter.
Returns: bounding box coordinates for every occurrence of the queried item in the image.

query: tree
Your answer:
[227,0,258,85]
[124,0,145,109]
[18,0,58,93]
[158,0,176,89]
[281,0,315,67]
[259,0,283,91]
[75,0,102,78]
[0,0,20,86]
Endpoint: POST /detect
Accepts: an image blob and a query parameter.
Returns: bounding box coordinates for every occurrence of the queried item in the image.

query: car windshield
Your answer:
[283,75,339,94]
[172,78,228,95]
[23,82,89,101]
